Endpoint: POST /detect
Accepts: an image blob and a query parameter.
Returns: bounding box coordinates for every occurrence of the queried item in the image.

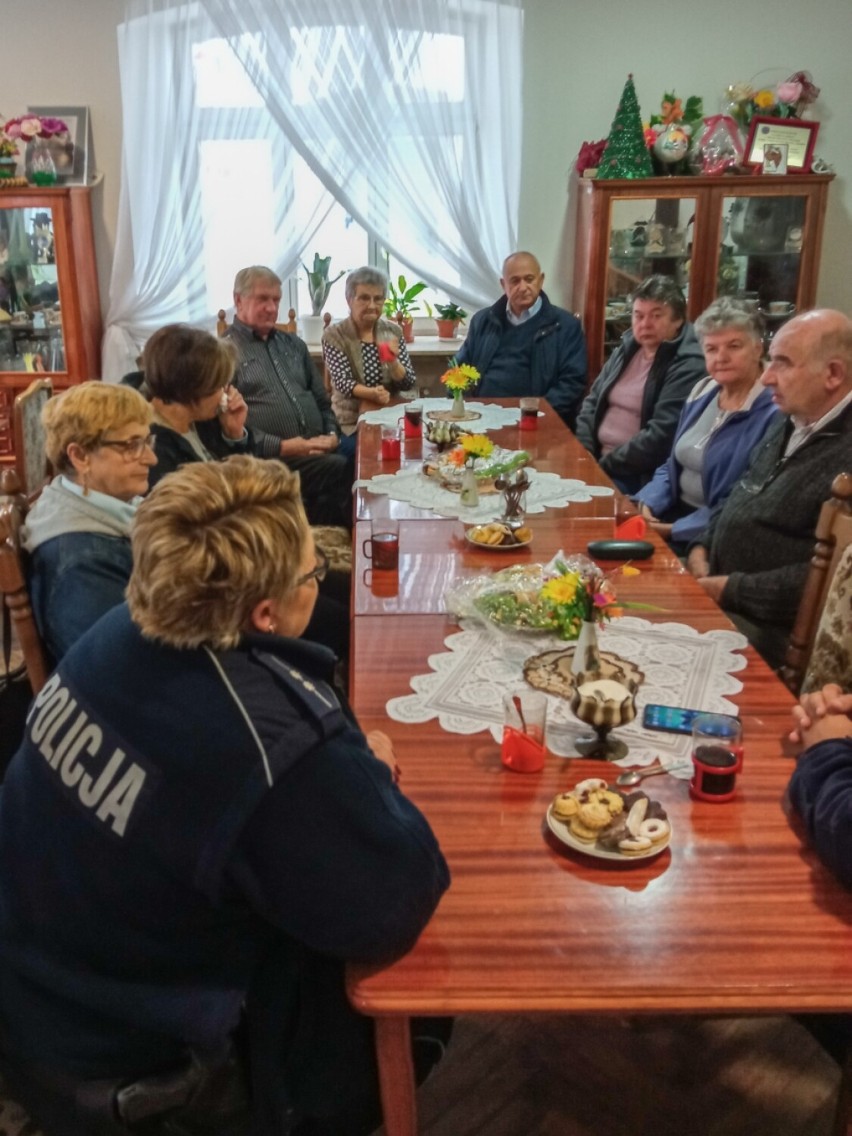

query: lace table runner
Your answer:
[360,398,521,431]
[386,616,748,775]
[355,467,613,522]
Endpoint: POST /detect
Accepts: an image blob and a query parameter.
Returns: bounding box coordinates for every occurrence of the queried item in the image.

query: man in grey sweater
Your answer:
[687,309,852,668]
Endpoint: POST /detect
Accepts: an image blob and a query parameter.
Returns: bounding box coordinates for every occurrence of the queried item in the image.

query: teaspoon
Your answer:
[615,762,689,787]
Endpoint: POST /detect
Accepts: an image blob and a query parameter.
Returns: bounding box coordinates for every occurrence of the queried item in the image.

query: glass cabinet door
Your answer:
[604,195,697,359]
[0,205,67,374]
[719,194,806,336]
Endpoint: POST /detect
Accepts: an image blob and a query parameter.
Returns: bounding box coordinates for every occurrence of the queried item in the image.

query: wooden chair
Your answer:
[217,307,300,337]
[0,469,50,696]
[12,377,53,503]
[780,472,852,694]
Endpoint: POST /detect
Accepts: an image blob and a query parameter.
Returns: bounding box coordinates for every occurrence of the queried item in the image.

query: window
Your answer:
[191,25,466,320]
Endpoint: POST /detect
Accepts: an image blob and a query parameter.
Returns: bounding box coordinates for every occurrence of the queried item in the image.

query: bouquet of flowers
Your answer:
[454,433,493,467]
[441,361,480,394]
[722,71,820,131]
[3,114,69,141]
[448,554,648,641]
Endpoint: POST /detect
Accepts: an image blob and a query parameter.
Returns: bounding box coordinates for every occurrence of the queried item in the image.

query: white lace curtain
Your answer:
[104,0,523,380]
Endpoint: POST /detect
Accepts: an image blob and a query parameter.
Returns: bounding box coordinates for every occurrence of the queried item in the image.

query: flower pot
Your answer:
[299,314,325,344]
[435,319,459,340]
[394,314,414,344]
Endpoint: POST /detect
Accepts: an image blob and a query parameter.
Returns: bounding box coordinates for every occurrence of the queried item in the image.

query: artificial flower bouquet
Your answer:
[423,432,529,490]
[441,361,480,394]
[446,553,644,640]
[722,71,820,132]
[2,114,69,141]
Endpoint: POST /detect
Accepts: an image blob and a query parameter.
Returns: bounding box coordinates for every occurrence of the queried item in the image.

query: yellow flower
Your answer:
[459,433,494,460]
[541,573,580,605]
[754,89,775,109]
[620,565,641,577]
[441,363,480,392]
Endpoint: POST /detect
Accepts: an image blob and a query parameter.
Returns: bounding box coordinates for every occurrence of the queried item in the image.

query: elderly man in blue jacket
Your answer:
[454,251,587,425]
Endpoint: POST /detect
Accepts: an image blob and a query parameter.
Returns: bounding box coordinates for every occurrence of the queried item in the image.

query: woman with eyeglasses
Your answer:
[22,381,156,660]
[0,455,450,1136]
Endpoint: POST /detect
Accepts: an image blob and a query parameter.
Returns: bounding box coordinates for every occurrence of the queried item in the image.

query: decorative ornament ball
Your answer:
[653,123,691,165]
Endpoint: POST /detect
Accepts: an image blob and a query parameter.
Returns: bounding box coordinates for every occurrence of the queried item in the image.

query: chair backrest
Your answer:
[0,469,50,695]
[781,472,852,693]
[12,377,53,503]
[217,308,300,337]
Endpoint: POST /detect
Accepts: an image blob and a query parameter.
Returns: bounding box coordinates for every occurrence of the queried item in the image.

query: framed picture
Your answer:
[762,143,788,175]
[744,116,819,173]
[27,105,91,185]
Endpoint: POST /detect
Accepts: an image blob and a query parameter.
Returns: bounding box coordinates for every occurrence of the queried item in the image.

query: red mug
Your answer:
[362,524,400,571]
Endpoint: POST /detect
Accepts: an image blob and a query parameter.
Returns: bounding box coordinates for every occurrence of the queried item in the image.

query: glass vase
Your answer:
[571,620,601,676]
[459,467,479,507]
[451,390,465,419]
[0,158,17,180]
[26,138,57,186]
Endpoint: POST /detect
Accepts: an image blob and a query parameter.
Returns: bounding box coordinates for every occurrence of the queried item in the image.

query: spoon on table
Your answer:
[615,762,690,787]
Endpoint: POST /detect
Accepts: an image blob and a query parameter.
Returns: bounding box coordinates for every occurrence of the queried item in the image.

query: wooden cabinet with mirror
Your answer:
[572,173,833,379]
[0,185,102,464]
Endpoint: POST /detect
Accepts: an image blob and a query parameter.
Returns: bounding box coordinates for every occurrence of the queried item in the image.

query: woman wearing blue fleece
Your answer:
[635,298,778,553]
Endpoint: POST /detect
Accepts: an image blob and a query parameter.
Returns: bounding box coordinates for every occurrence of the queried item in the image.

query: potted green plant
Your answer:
[301,253,345,343]
[383,275,426,343]
[433,301,468,340]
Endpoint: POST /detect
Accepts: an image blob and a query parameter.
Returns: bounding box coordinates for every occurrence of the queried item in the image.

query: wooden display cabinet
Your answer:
[572,173,833,379]
[0,184,102,463]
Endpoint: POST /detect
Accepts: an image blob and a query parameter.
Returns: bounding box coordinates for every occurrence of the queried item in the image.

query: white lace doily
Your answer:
[386,616,748,775]
[360,398,521,431]
[354,467,613,521]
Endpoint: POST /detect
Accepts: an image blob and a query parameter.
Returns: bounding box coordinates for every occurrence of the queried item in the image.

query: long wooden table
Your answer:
[355,399,616,522]
[346,402,846,1136]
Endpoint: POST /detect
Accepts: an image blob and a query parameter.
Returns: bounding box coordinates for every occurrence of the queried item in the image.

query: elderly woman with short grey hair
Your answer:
[634,297,779,551]
[575,274,707,494]
[322,265,416,434]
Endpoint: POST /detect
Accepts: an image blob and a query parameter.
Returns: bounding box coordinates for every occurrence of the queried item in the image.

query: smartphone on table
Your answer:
[641,703,741,735]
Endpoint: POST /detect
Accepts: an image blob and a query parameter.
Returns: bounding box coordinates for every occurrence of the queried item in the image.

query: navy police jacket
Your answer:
[0,605,448,1108]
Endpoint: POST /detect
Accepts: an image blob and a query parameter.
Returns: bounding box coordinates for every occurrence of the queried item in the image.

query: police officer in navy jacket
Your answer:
[0,456,449,1136]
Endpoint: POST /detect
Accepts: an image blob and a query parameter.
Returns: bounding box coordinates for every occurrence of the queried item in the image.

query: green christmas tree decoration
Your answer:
[597,74,654,180]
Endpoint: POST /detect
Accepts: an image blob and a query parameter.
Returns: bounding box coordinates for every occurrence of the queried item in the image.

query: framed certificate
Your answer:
[744,117,819,173]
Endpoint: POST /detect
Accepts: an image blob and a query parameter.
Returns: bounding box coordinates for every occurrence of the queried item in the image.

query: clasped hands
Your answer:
[279,434,340,459]
[685,544,728,603]
[789,683,852,750]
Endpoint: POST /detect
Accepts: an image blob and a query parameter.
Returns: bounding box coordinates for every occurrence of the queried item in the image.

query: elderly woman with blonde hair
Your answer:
[0,454,449,1136]
[22,380,155,660]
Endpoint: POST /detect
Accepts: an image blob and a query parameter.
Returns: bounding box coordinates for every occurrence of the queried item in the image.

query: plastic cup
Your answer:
[501,690,547,773]
[519,396,540,431]
[689,713,744,802]
[362,518,400,571]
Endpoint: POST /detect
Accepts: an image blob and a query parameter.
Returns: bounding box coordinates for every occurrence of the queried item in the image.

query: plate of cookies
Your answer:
[547,778,671,862]
[465,522,532,550]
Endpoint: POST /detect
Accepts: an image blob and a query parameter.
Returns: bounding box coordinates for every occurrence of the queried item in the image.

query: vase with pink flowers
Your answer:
[2,114,69,186]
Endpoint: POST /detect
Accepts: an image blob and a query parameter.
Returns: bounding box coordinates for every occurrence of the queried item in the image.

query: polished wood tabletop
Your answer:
[354,398,616,522]
[353,515,683,616]
[345,406,840,1136]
